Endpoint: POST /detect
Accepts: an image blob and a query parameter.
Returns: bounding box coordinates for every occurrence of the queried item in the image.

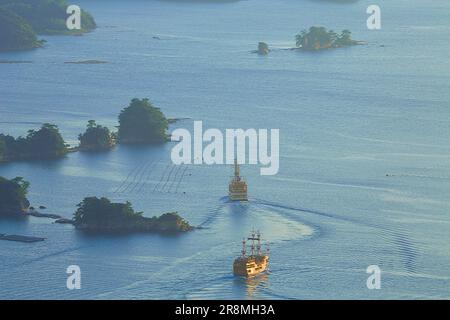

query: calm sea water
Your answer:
[1,0,450,299]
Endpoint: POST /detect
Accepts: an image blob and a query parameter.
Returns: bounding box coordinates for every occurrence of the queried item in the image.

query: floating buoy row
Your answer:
[114,160,190,195]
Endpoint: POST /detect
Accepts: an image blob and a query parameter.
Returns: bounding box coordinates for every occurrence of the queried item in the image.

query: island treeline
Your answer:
[118,98,169,144]
[296,27,358,50]
[0,176,192,233]
[0,98,170,162]
[0,0,96,51]
[74,197,192,233]
[0,176,30,216]
[79,98,170,149]
[255,26,363,54]
[0,123,68,162]
[78,120,116,152]
[0,7,44,51]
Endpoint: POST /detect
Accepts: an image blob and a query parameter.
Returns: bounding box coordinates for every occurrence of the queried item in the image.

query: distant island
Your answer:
[256,42,270,55]
[0,176,61,219]
[0,0,96,51]
[0,177,193,233]
[255,27,364,55]
[78,120,116,152]
[64,60,107,65]
[295,27,362,51]
[118,98,170,145]
[0,123,68,162]
[0,176,30,216]
[0,98,173,163]
[0,7,45,51]
[72,197,193,233]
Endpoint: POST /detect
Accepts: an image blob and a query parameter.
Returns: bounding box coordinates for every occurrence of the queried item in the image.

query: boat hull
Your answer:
[229,192,248,201]
[233,255,269,277]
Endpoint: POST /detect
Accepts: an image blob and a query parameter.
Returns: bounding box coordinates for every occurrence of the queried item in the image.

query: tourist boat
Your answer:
[229,159,248,201]
[233,230,269,277]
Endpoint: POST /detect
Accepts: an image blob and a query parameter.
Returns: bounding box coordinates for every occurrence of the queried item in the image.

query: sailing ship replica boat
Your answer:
[233,230,269,277]
[229,159,248,201]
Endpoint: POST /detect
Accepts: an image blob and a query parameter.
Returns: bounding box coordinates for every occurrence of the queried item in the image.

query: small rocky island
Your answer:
[72,197,193,233]
[295,27,363,51]
[0,176,62,219]
[254,27,363,56]
[0,176,30,216]
[118,98,170,145]
[64,60,107,64]
[256,42,270,55]
[78,120,116,152]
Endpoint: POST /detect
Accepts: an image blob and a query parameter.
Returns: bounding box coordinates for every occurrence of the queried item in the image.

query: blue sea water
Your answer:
[0,0,450,299]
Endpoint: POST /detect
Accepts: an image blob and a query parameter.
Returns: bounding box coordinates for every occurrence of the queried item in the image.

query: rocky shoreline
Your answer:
[73,213,194,234]
[24,209,195,234]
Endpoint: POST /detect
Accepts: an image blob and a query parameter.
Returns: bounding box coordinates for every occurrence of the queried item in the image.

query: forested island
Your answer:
[0,124,68,162]
[72,197,193,233]
[0,176,30,216]
[295,27,361,51]
[0,176,61,219]
[78,120,116,152]
[0,0,96,51]
[255,27,363,55]
[118,98,170,144]
[0,7,44,51]
[0,177,193,233]
[0,98,171,163]
[256,42,270,55]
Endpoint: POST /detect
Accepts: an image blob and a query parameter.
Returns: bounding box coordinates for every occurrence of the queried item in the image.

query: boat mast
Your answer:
[242,238,247,257]
[256,230,261,255]
[250,229,256,256]
[245,230,266,256]
[234,158,240,181]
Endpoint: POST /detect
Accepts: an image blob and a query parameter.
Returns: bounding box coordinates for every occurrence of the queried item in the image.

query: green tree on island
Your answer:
[296,27,357,50]
[0,134,13,161]
[78,120,115,151]
[0,137,6,162]
[73,197,192,233]
[0,0,96,34]
[257,42,270,55]
[24,123,67,157]
[118,98,169,144]
[0,0,96,51]
[0,176,30,216]
[336,29,353,46]
[0,123,68,161]
[0,7,43,51]
[74,197,142,227]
